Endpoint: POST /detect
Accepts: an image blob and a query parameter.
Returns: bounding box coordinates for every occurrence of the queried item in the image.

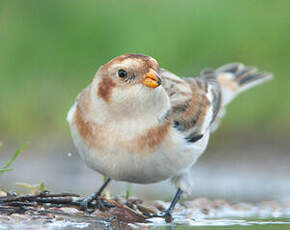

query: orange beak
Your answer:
[142,68,162,88]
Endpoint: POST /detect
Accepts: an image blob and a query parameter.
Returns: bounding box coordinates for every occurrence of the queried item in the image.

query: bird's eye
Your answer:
[118,69,127,78]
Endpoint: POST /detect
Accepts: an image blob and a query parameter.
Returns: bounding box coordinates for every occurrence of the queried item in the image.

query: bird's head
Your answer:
[89,54,170,119]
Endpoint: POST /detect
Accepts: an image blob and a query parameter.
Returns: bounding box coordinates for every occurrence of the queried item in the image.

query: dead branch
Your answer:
[0,191,156,223]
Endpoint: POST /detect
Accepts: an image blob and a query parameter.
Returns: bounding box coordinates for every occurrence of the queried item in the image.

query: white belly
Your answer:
[67,104,209,184]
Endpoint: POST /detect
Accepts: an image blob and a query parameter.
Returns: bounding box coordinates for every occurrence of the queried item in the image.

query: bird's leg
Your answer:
[80,177,112,212]
[151,188,183,223]
[163,188,183,222]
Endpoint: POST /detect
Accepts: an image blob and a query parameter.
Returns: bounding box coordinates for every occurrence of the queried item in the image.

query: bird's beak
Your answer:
[142,68,162,88]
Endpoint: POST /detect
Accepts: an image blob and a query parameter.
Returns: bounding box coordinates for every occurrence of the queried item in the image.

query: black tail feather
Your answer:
[216,63,273,89]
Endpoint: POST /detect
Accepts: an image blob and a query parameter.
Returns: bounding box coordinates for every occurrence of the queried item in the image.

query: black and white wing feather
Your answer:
[161,68,222,142]
[161,63,272,140]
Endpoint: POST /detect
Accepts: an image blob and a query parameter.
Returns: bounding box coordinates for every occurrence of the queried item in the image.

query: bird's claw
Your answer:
[164,212,173,223]
[80,196,114,212]
[80,197,94,212]
[149,211,173,223]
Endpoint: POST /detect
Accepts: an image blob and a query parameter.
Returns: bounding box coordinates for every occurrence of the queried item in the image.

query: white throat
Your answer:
[90,84,170,125]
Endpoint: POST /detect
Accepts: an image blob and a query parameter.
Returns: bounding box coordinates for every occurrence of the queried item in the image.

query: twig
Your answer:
[0,192,80,203]
[0,191,153,223]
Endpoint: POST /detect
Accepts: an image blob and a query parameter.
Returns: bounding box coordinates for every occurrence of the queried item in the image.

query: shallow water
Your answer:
[2,217,290,230]
[1,198,290,230]
[149,217,290,230]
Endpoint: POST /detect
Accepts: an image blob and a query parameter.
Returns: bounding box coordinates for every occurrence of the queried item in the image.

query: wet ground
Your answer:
[1,194,290,229]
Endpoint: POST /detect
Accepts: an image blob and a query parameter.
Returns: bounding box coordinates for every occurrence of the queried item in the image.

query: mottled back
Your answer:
[161,69,222,142]
[161,63,272,142]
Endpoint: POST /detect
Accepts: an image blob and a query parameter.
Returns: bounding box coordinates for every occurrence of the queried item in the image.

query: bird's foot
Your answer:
[163,211,173,223]
[80,196,114,213]
[148,210,173,223]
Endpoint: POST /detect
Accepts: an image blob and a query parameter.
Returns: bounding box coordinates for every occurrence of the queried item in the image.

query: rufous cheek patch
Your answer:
[97,78,117,103]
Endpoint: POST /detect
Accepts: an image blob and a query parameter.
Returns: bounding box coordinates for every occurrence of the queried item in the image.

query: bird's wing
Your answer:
[161,63,272,140]
[160,68,222,142]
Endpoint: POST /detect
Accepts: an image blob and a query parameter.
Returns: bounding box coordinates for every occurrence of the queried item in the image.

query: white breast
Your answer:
[67,103,209,184]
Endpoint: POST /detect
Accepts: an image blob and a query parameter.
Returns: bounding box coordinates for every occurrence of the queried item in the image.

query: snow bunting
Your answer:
[67,54,272,221]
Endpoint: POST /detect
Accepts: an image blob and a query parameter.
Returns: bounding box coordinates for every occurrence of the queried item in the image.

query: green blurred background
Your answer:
[1,0,289,142]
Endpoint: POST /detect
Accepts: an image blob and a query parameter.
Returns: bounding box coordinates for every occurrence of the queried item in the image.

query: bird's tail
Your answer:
[215,63,273,106]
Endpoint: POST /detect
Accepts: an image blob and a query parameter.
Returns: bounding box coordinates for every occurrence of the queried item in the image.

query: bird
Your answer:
[67,54,272,222]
